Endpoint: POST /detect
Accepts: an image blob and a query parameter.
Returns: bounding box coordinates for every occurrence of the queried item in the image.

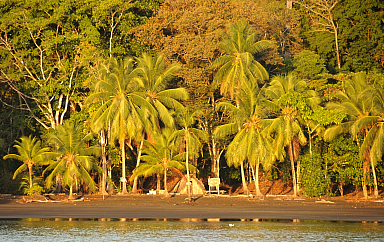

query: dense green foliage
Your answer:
[300,153,331,197]
[1,0,383,198]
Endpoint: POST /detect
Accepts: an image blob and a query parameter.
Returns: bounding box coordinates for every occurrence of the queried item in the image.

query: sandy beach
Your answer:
[0,194,383,222]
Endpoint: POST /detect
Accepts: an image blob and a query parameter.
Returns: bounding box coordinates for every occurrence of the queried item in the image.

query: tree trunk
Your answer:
[240,161,249,195]
[289,141,298,197]
[164,165,169,196]
[100,130,108,195]
[156,173,161,193]
[370,158,379,198]
[69,184,73,200]
[362,160,368,198]
[185,139,192,202]
[132,139,144,193]
[120,139,127,194]
[251,159,261,197]
[332,22,341,69]
[28,164,33,189]
[296,158,301,194]
[339,180,344,197]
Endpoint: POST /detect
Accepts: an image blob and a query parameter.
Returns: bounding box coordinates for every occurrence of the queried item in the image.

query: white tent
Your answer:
[172,177,206,195]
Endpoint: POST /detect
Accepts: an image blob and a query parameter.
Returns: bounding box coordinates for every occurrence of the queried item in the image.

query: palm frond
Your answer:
[324,122,353,141]
[214,123,238,140]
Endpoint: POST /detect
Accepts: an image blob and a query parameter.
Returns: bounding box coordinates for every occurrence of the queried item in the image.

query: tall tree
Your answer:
[265,74,314,197]
[215,82,273,196]
[129,53,188,193]
[44,121,101,199]
[3,136,50,189]
[86,57,156,194]
[325,72,383,198]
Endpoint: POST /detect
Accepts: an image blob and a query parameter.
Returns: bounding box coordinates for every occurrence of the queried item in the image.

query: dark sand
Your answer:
[1,194,384,222]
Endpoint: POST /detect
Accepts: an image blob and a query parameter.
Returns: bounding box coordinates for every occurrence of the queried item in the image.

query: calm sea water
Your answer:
[0,218,383,241]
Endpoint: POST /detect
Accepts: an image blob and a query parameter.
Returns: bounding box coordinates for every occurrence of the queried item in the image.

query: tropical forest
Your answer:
[0,0,384,200]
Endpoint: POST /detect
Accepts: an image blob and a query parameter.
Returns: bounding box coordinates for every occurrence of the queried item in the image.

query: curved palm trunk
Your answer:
[251,159,261,197]
[132,139,144,193]
[289,141,297,197]
[370,159,379,198]
[28,164,33,189]
[120,139,127,194]
[240,161,249,195]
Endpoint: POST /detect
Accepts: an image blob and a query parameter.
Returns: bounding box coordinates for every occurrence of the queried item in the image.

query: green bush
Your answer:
[300,153,331,197]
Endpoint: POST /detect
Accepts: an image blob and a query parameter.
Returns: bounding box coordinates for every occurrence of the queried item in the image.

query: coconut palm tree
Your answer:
[129,53,188,193]
[214,82,273,196]
[86,57,156,193]
[130,128,192,196]
[325,73,381,198]
[170,107,207,202]
[264,74,317,197]
[44,121,101,199]
[133,53,188,128]
[3,135,50,190]
[212,20,271,99]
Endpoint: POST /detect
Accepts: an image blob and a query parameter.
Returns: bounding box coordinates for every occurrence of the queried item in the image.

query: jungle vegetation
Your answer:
[1,0,383,199]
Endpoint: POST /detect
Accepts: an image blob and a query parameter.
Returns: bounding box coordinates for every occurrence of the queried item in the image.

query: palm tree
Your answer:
[130,128,191,196]
[325,73,381,198]
[171,107,207,202]
[265,74,314,197]
[215,82,273,196]
[3,135,50,189]
[86,57,156,193]
[133,53,188,128]
[129,53,188,193]
[44,121,101,199]
[212,20,271,99]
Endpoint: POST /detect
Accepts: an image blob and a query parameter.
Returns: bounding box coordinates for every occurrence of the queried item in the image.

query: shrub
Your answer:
[300,153,331,197]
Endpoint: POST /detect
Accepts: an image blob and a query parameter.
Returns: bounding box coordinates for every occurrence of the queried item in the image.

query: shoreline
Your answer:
[1,194,384,222]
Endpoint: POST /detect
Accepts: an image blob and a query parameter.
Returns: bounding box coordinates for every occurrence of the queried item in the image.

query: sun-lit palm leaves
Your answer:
[3,136,50,190]
[215,82,272,196]
[44,121,101,199]
[212,20,271,99]
[265,74,311,197]
[132,53,188,129]
[86,57,156,193]
[324,73,372,141]
[325,73,384,198]
[130,128,190,196]
[88,58,155,140]
[365,82,384,169]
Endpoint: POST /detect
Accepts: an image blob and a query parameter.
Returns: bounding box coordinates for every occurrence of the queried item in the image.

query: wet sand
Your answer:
[0,194,383,222]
